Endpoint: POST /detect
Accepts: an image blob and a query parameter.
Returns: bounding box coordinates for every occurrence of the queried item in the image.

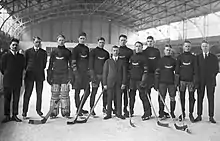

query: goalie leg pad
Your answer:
[50,84,60,117]
[60,84,70,117]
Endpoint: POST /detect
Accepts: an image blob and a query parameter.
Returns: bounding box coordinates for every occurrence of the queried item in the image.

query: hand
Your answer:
[139,81,147,88]
[154,84,158,91]
[103,85,107,90]
[121,84,126,90]
[47,76,52,85]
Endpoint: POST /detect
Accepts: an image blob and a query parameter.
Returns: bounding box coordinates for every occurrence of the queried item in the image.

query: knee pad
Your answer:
[60,84,70,116]
[50,84,61,117]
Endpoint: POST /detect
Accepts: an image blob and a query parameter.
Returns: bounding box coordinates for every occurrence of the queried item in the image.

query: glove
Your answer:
[67,68,73,84]
[174,74,180,88]
[47,69,53,85]
[154,75,159,91]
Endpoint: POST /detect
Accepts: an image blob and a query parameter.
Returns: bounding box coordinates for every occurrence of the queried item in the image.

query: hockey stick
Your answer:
[28,99,61,124]
[176,87,191,133]
[126,89,136,127]
[146,91,169,127]
[67,84,90,125]
[74,89,105,123]
[157,91,188,131]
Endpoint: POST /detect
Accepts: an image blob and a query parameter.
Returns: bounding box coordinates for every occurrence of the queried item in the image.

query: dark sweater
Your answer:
[175,52,197,82]
[143,47,161,74]
[118,46,133,70]
[72,43,90,73]
[89,47,109,75]
[129,52,147,81]
[156,56,176,84]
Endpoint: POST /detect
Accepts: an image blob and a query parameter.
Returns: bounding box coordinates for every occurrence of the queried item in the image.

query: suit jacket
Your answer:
[24,47,47,81]
[197,53,219,86]
[0,51,25,88]
[103,58,126,88]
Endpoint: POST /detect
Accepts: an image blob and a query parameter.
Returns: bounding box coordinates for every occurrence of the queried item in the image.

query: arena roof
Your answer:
[1,0,220,31]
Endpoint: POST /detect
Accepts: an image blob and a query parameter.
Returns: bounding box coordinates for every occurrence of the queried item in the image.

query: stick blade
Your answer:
[174,123,188,131]
[28,119,44,125]
[67,121,76,125]
[157,121,169,127]
[75,119,87,123]
[129,120,136,127]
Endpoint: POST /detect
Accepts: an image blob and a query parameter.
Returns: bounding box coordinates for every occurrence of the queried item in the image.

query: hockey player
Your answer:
[175,40,198,122]
[47,35,72,118]
[155,44,176,119]
[89,37,110,115]
[142,36,161,119]
[71,32,90,116]
[118,34,133,117]
[128,41,150,120]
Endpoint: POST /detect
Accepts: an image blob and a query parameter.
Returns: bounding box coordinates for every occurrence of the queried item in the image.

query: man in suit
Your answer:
[195,40,219,123]
[103,45,126,120]
[22,37,47,119]
[1,38,25,123]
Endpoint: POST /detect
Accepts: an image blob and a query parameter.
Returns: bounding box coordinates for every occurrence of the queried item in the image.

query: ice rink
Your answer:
[0,75,220,141]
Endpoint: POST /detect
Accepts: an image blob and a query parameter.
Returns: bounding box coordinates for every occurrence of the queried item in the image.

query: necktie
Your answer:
[205,53,208,59]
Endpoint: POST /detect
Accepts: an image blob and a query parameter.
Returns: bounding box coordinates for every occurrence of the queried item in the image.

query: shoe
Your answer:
[141,112,151,120]
[50,113,57,119]
[113,109,117,115]
[178,114,185,121]
[37,111,43,116]
[116,114,125,120]
[189,114,195,123]
[81,109,89,114]
[11,115,22,122]
[102,107,107,114]
[22,113,28,120]
[91,111,96,116]
[104,115,112,120]
[164,112,170,118]
[194,116,202,122]
[209,117,216,124]
[1,116,11,123]
[123,109,129,118]
[170,112,175,118]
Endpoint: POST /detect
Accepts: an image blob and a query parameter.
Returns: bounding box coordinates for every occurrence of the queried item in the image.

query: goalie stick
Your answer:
[158,91,188,131]
[28,99,61,125]
[146,92,169,127]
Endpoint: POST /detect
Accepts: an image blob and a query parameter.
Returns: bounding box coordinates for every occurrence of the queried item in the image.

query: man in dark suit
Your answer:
[22,37,47,119]
[1,38,25,123]
[103,45,126,120]
[195,40,219,123]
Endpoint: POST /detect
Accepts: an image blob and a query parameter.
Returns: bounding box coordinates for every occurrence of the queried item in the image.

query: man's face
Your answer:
[135,43,143,53]
[57,37,65,46]
[146,38,154,47]
[78,36,86,44]
[119,37,127,46]
[164,46,172,56]
[10,41,18,52]
[33,38,41,48]
[183,42,191,52]
[98,39,105,48]
[112,47,119,57]
[201,42,210,53]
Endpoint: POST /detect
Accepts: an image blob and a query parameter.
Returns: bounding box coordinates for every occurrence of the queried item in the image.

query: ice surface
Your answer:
[0,75,220,141]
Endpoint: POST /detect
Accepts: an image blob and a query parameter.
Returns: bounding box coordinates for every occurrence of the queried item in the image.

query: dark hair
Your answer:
[112,45,119,49]
[57,34,65,40]
[78,32,87,37]
[184,40,191,44]
[147,36,154,40]
[165,44,172,48]
[119,34,127,40]
[33,36,41,41]
[201,40,209,44]
[98,37,105,41]
[10,38,19,44]
[135,41,143,46]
